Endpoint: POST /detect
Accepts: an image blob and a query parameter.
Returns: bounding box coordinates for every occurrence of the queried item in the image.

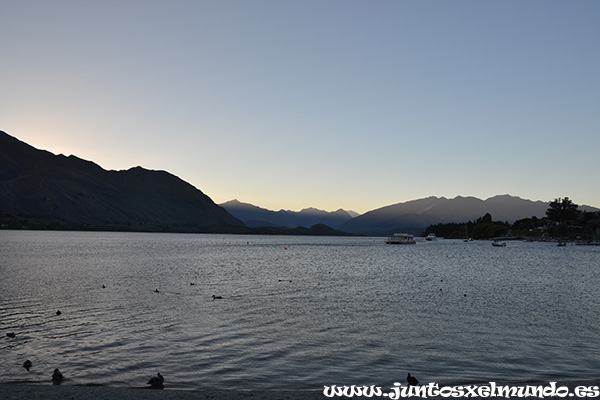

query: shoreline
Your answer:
[0,383,325,400]
[4,380,600,400]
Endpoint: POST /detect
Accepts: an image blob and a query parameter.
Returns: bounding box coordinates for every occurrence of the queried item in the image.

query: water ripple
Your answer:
[2,232,600,389]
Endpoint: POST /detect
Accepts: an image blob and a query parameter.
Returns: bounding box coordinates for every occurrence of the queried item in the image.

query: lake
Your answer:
[1,231,599,391]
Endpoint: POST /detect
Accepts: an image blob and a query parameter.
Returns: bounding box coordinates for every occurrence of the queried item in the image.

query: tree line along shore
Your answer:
[421,197,600,242]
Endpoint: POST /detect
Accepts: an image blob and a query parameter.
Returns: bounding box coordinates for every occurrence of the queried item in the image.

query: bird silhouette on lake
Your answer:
[212,295,223,300]
[52,368,64,384]
[147,372,164,389]
[23,360,32,371]
[407,373,419,386]
[6,332,15,338]
[56,310,62,316]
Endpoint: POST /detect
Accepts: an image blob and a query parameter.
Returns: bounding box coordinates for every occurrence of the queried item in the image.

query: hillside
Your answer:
[0,131,247,233]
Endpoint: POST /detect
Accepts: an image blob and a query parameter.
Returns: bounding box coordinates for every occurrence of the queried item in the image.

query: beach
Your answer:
[0,384,325,400]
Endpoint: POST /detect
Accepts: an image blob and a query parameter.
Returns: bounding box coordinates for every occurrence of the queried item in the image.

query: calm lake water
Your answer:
[1,231,599,391]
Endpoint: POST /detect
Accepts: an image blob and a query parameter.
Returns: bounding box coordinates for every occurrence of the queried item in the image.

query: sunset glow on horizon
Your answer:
[2,1,598,214]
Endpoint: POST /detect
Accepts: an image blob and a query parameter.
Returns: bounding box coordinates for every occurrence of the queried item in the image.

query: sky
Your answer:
[1,0,599,214]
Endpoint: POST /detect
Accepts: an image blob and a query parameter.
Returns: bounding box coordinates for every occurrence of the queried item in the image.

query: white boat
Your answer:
[425,233,438,241]
[386,233,416,245]
[491,240,506,247]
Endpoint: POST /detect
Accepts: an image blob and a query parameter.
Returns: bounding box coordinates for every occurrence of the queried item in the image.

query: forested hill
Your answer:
[0,131,248,233]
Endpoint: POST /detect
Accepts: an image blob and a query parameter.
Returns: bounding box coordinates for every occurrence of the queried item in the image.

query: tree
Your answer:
[546,197,580,225]
[482,213,492,224]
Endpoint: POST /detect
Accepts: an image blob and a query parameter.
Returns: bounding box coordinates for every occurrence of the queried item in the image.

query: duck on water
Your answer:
[52,368,64,384]
[407,373,419,386]
[147,372,164,389]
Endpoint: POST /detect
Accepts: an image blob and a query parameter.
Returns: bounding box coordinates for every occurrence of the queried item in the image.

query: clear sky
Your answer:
[1,1,599,214]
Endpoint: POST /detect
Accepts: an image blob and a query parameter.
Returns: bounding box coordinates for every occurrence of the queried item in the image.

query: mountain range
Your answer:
[225,195,599,236]
[338,195,553,235]
[2,130,597,235]
[220,199,358,229]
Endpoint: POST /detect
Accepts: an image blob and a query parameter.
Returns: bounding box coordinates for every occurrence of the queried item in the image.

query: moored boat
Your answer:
[386,233,416,245]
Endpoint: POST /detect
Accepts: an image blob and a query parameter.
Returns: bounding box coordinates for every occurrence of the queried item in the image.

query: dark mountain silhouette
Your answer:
[0,131,247,232]
[337,195,599,236]
[220,199,356,228]
[4,130,596,237]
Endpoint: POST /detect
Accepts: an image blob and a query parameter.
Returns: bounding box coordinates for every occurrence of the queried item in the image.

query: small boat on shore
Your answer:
[386,233,416,245]
[492,240,506,247]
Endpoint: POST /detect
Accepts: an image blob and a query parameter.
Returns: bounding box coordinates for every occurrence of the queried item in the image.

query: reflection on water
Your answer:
[1,231,599,390]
